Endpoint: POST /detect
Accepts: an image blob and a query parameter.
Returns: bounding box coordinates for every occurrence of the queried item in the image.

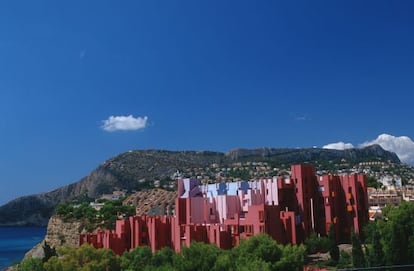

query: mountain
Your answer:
[0,146,401,226]
[226,144,400,163]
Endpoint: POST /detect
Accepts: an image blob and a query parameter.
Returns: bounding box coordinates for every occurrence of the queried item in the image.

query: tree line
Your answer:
[17,234,305,271]
[56,199,135,231]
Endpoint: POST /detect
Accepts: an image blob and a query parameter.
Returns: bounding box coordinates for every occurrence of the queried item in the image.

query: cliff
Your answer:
[0,146,401,226]
[25,215,83,259]
[44,216,83,248]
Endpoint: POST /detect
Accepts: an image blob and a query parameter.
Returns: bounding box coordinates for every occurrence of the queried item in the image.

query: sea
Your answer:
[0,227,46,270]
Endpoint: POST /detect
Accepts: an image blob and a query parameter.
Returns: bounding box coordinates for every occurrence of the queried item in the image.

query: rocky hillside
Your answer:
[124,189,177,216]
[0,146,401,226]
[227,144,400,163]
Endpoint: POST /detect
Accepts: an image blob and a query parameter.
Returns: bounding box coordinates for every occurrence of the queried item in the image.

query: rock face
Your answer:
[0,195,55,226]
[0,146,401,226]
[24,215,83,262]
[124,189,177,216]
[226,144,401,164]
[44,216,83,248]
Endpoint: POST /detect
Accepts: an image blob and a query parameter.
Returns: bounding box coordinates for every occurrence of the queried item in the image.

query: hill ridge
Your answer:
[0,145,401,226]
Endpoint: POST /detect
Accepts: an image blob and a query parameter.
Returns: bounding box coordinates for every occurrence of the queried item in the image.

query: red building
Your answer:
[79,164,368,254]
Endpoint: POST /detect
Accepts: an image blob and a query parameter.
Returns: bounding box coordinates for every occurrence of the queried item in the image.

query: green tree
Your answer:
[18,257,45,271]
[274,244,306,271]
[304,233,331,254]
[151,246,174,268]
[173,242,221,271]
[42,242,57,263]
[56,203,74,220]
[212,251,234,271]
[232,234,283,271]
[366,223,384,267]
[43,244,120,271]
[120,246,152,271]
[382,202,414,264]
[366,176,382,189]
[236,258,270,271]
[337,250,352,269]
[99,200,135,229]
[351,230,365,268]
[328,223,339,262]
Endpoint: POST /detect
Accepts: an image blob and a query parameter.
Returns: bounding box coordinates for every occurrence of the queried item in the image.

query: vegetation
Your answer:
[17,258,44,271]
[304,233,330,254]
[336,250,352,269]
[365,202,414,267]
[43,245,120,271]
[380,201,414,265]
[18,201,414,270]
[18,234,305,271]
[366,176,383,189]
[327,223,339,263]
[56,199,135,230]
[309,201,414,270]
[42,242,57,263]
[351,230,365,268]
[366,223,384,268]
[228,168,252,180]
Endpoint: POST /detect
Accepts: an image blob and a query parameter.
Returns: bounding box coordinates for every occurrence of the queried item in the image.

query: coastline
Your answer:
[0,227,46,270]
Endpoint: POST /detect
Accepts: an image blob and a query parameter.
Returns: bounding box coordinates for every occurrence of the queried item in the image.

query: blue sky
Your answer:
[1,1,414,205]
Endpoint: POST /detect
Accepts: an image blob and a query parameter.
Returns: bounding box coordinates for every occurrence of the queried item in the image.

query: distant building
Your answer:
[379,176,402,188]
[368,188,402,207]
[402,186,414,202]
[80,164,368,255]
[89,202,105,211]
[99,190,126,201]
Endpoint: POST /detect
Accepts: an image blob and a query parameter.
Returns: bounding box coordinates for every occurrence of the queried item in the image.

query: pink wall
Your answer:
[189,197,205,224]
[80,164,369,255]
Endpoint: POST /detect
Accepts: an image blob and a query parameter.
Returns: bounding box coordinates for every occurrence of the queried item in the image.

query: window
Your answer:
[259,210,264,222]
[260,225,265,233]
[318,185,325,192]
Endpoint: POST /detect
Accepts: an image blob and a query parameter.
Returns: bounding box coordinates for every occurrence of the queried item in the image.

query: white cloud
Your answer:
[293,113,310,121]
[101,115,148,132]
[323,142,354,150]
[360,134,414,164]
